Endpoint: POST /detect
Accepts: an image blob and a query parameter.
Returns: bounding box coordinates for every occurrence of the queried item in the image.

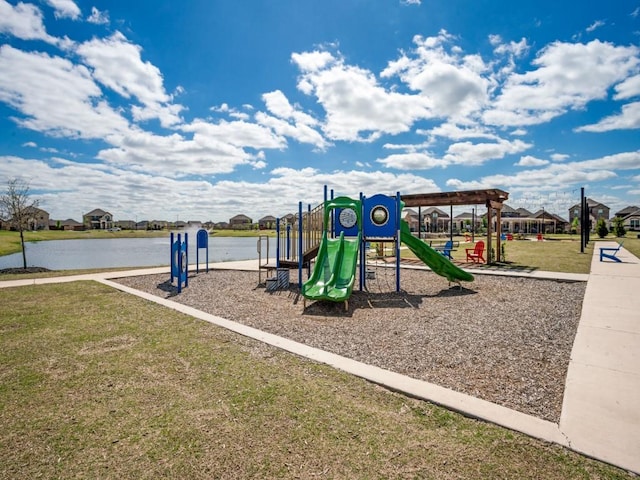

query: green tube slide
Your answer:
[302,231,361,303]
[400,220,474,283]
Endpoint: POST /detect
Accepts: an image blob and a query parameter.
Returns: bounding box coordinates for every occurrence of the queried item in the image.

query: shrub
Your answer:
[612,216,626,237]
[596,218,608,238]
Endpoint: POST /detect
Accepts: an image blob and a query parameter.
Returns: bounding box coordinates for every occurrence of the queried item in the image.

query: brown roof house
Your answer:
[568,198,609,231]
[258,215,277,230]
[229,214,253,229]
[83,209,113,230]
[615,206,640,231]
[2,206,49,231]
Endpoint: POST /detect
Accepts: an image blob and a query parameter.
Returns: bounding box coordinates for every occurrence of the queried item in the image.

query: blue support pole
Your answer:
[298,201,303,288]
[276,217,281,268]
[177,233,182,293]
[170,232,174,283]
[286,225,291,259]
[185,232,188,288]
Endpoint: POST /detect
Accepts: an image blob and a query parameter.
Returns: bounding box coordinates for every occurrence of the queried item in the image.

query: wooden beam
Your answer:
[401,189,509,208]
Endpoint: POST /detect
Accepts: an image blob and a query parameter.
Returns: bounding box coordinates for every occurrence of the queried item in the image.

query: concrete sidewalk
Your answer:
[560,241,640,473]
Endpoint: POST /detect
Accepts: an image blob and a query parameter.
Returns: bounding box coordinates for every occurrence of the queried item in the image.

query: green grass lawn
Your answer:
[396,233,639,274]
[0,282,633,479]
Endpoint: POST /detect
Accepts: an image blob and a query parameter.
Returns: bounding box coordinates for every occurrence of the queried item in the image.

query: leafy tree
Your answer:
[595,218,608,239]
[612,216,626,237]
[570,217,579,235]
[0,178,40,269]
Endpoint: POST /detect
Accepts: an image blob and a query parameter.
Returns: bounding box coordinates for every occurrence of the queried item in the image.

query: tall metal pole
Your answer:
[580,187,585,253]
[396,191,401,292]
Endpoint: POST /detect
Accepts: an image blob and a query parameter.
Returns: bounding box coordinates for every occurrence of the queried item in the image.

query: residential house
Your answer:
[115,220,136,230]
[423,207,450,233]
[150,220,169,230]
[402,208,419,232]
[83,208,113,230]
[614,206,640,231]
[487,204,568,234]
[57,218,84,231]
[454,212,482,232]
[281,213,296,226]
[173,220,187,230]
[258,215,277,230]
[213,221,229,229]
[24,206,50,230]
[568,198,609,232]
[229,214,253,229]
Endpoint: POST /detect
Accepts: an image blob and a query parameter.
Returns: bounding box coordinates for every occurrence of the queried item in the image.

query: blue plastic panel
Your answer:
[363,194,397,239]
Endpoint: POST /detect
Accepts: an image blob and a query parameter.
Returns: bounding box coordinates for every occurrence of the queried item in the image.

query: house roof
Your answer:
[259,215,276,222]
[516,207,533,217]
[84,208,110,216]
[230,214,252,221]
[621,208,640,219]
[62,218,82,226]
[568,198,609,211]
[454,212,474,219]
[615,206,640,217]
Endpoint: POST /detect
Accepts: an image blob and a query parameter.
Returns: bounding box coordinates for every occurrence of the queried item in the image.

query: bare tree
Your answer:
[0,178,40,269]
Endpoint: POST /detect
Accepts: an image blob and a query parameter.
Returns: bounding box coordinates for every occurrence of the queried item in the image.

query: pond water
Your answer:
[0,235,270,270]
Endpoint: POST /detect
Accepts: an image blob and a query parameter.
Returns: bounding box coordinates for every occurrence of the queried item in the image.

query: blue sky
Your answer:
[1,0,639,223]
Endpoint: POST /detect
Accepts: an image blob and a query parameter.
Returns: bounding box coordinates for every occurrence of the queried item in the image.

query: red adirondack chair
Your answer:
[465,240,485,263]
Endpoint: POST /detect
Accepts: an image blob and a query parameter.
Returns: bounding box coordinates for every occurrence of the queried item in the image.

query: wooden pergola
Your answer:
[401,189,509,263]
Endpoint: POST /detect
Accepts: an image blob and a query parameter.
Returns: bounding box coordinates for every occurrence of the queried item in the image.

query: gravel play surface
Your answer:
[115,265,586,423]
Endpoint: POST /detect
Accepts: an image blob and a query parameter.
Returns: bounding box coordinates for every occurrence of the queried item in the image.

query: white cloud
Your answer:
[0,154,441,221]
[96,129,253,177]
[444,138,531,166]
[447,151,640,193]
[75,31,183,127]
[575,101,640,132]
[376,151,449,170]
[427,123,500,141]
[0,45,130,139]
[484,40,640,127]
[586,20,605,33]
[0,0,60,45]
[293,50,431,141]
[87,6,109,25]
[258,90,329,150]
[291,50,335,73]
[448,163,616,192]
[382,30,490,120]
[515,155,549,167]
[550,153,569,161]
[613,74,640,100]
[44,0,81,20]
[182,118,286,151]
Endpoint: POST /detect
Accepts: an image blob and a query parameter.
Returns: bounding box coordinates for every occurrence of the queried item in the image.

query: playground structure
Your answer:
[272,187,481,309]
[170,232,188,293]
[170,228,210,292]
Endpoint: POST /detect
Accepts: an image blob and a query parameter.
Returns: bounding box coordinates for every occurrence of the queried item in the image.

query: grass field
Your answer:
[0,282,634,479]
[397,233,639,274]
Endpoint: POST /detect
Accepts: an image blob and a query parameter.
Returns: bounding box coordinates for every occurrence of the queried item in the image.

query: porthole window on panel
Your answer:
[371,205,389,226]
